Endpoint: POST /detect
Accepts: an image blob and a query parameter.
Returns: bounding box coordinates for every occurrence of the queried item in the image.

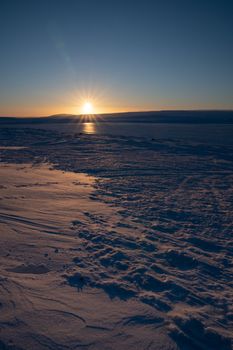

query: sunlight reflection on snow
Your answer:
[83,122,96,134]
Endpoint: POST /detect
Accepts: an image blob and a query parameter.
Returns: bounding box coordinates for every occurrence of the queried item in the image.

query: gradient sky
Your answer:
[0,0,233,116]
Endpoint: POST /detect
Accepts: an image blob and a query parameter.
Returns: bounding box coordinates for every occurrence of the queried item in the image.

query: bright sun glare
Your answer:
[82,101,93,114]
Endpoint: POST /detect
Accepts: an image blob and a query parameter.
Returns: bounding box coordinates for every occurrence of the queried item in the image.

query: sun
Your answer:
[82,101,94,114]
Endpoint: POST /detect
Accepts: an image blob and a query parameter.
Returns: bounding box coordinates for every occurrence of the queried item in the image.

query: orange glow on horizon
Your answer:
[2,84,232,117]
[1,98,232,118]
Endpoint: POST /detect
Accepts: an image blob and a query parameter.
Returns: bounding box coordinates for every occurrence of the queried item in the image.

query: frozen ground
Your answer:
[0,126,232,350]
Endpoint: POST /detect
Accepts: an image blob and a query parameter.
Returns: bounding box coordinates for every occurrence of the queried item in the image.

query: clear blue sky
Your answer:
[0,0,233,116]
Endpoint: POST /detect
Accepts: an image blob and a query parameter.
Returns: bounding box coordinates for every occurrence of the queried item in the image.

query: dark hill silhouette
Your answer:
[1,110,233,124]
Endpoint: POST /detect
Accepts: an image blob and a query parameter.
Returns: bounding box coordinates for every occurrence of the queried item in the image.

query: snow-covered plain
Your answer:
[0,125,232,350]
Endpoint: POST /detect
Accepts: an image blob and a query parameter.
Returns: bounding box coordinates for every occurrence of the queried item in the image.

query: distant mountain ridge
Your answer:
[1,110,233,124]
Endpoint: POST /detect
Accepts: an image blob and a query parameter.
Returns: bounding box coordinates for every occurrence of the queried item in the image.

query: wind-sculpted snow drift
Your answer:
[0,127,232,350]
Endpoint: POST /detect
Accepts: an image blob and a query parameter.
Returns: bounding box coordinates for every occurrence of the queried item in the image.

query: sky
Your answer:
[0,0,233,116]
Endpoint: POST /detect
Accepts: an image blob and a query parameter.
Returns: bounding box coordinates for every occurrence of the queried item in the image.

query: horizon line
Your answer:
[1,108,233,119]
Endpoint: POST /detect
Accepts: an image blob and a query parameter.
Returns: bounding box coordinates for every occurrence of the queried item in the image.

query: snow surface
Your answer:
[0,126,232,350]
